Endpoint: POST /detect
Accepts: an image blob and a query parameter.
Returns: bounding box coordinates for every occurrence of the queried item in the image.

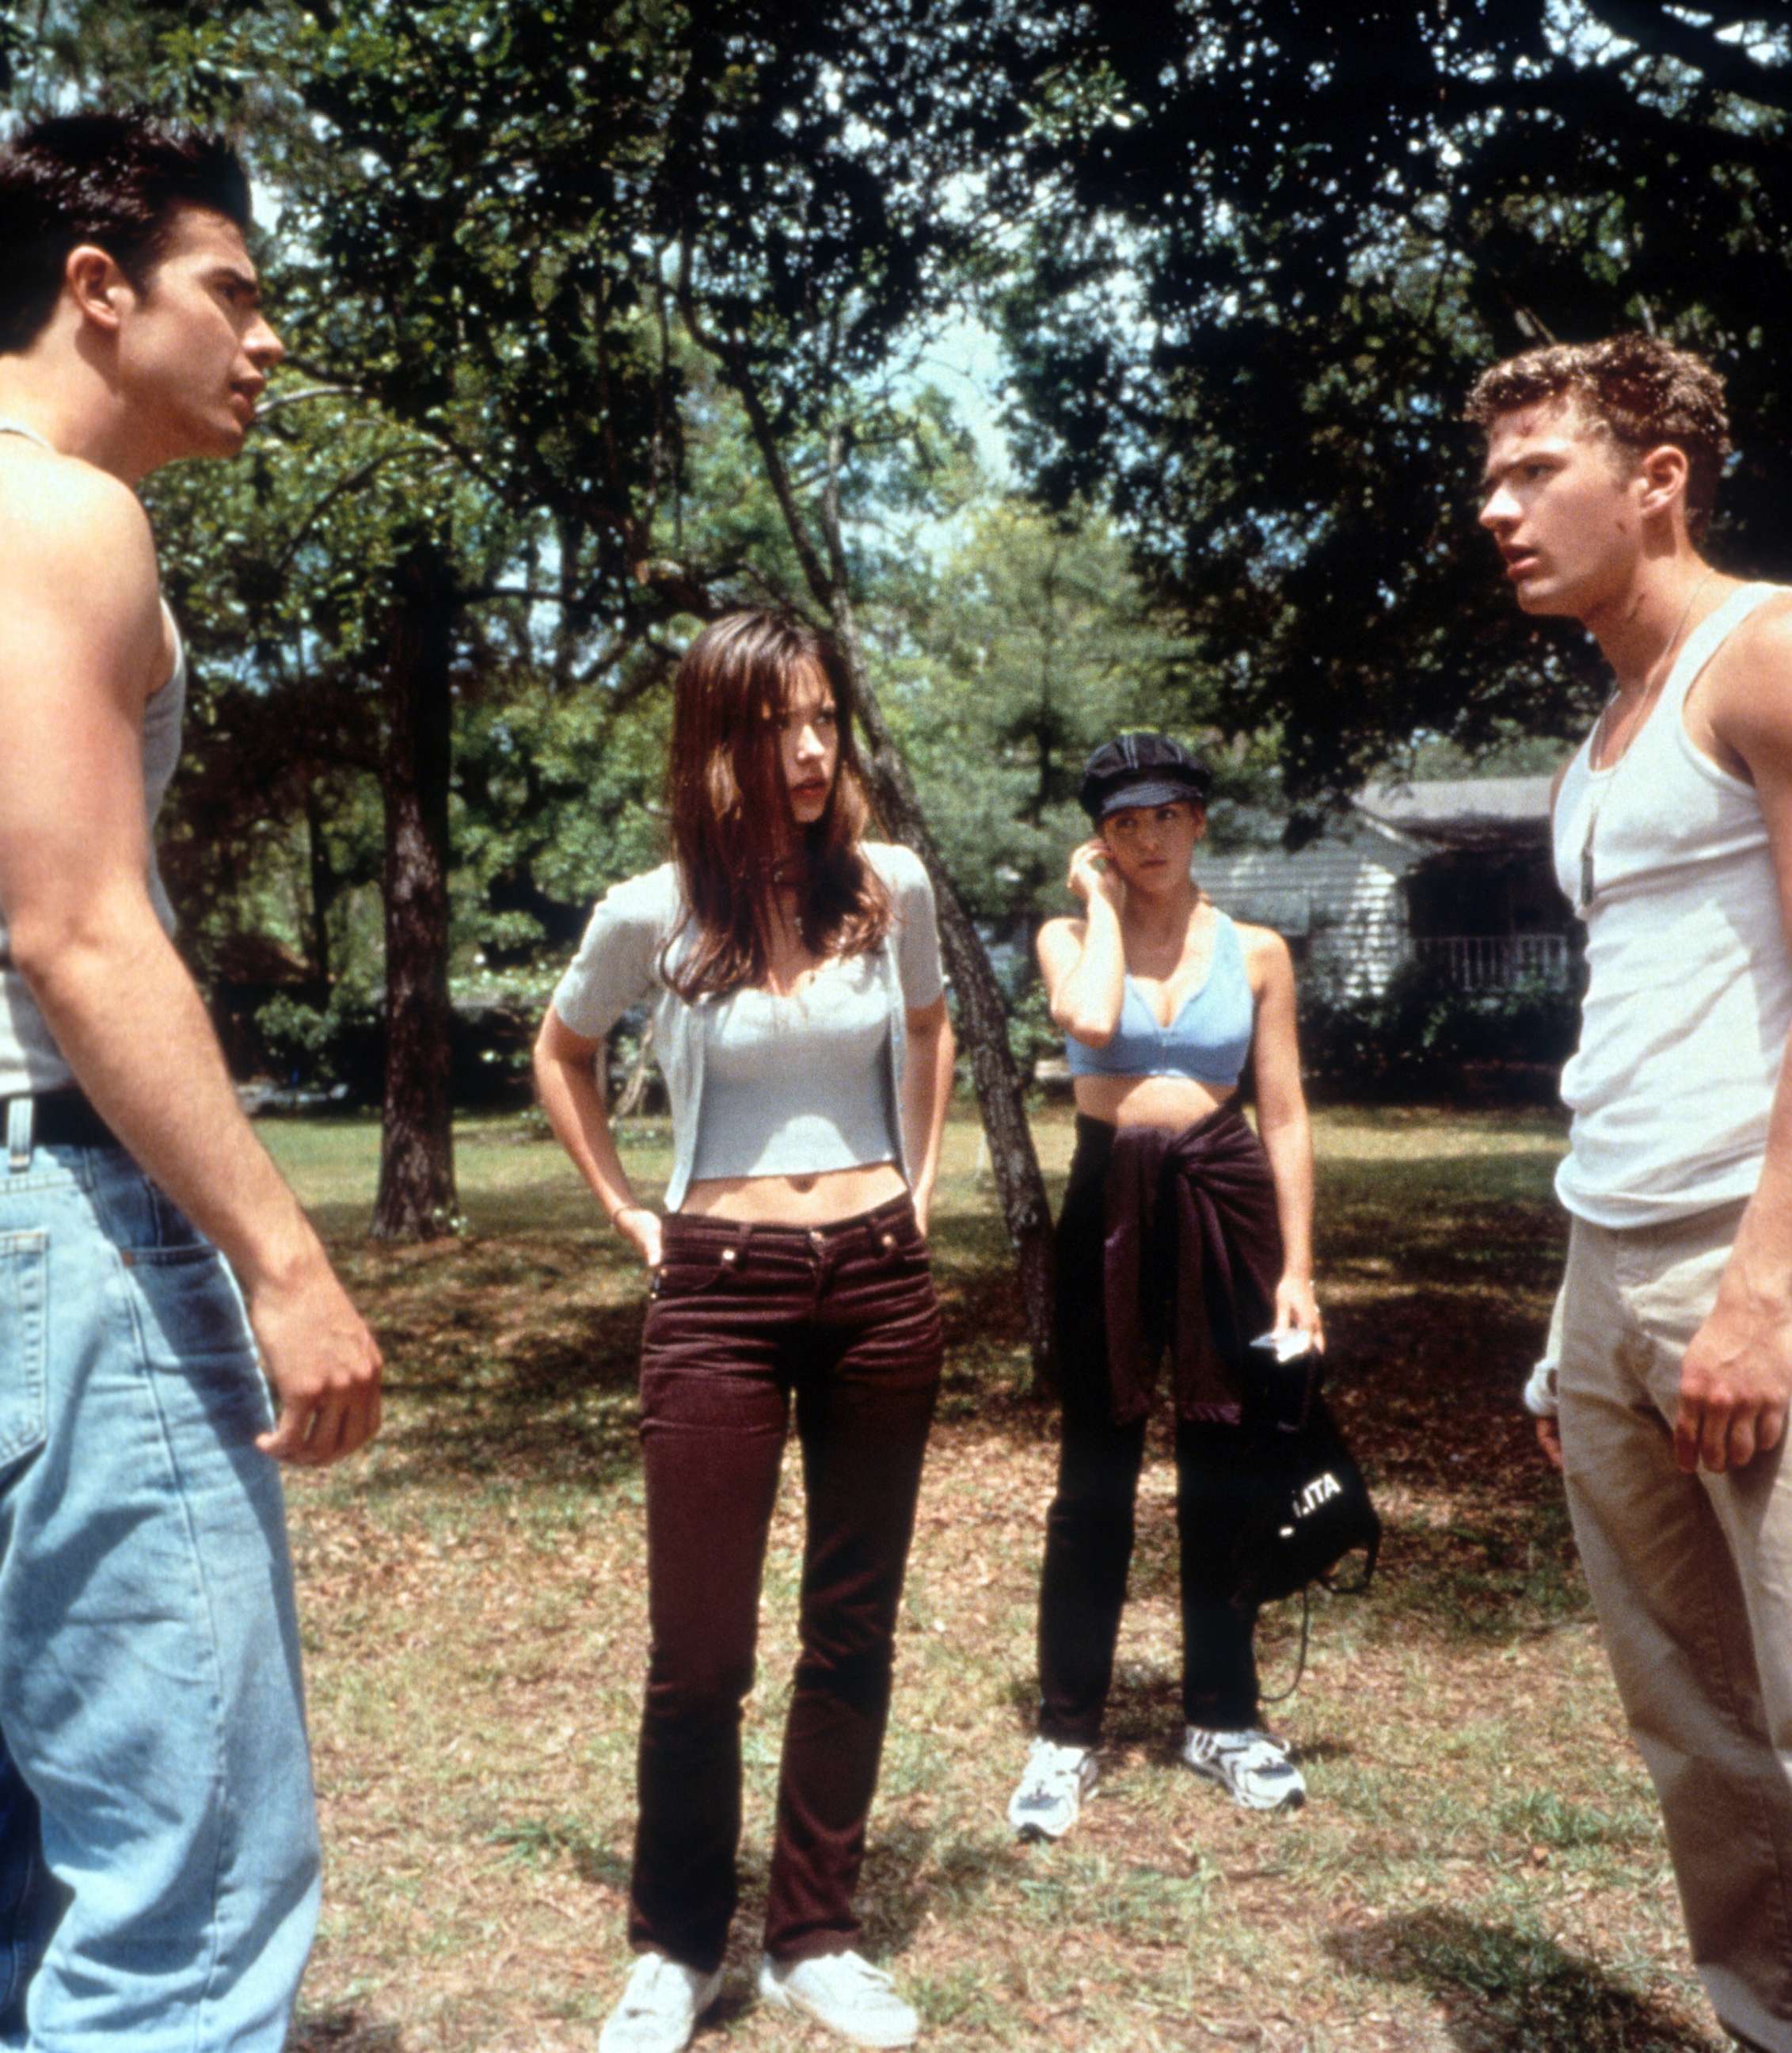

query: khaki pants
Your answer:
[1558,1202,1792,2053]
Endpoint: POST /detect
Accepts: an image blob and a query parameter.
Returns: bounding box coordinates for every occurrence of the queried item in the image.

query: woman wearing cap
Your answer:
[534,612,953,2053]
[1006,732,1322,1838]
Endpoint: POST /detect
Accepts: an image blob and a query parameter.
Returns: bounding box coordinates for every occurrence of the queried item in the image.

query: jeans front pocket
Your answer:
[650,1223,748,1301]
[120,1242,272,1445]
[87,1152,211,1258]
[651,1257,733,1301]
[0,1230,48,1475]
[887,1221,932,1273]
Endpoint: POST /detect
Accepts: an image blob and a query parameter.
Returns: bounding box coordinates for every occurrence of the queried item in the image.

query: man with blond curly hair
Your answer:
[1470,331,1791,2053]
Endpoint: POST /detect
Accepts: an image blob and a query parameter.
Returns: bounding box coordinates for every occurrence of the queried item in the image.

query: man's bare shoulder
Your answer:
[1707,590,1792,756]
[0,445,158,595]
[0,448,162,696]
[1722,588,1792,669]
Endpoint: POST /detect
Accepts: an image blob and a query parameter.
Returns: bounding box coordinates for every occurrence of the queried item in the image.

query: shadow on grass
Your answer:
[856,1819,1020,1957]
[360,1297,650,1495]
[999,1663,1257,1758]
[290,2011,403,2052]
[1328,1907,1716,2051]
[1063,1456,1587,1655]
[1090,1666,1187,1752]
[539,1822,1020,1981]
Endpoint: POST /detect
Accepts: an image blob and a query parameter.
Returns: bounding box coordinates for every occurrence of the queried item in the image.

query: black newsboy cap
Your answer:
[1078,733,1212,823]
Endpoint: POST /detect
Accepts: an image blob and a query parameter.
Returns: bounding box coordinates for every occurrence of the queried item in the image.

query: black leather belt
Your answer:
[6,1088,120,1149]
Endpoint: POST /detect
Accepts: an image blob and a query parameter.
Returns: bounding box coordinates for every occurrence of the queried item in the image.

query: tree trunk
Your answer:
[302,776,335,994]
[371,537,459,1240]
[612,1016,656,1119]
[829,601,1056,1377]
[923,840,1056,1376]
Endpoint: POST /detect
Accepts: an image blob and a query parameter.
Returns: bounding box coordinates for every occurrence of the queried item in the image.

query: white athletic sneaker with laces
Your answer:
[599,1952,725,2053]
[758,1948,919,2048]
[1181,1724,1307,1811]
[1006,1735,1100,1840]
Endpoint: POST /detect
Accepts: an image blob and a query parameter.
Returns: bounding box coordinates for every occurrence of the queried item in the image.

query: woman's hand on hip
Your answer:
[614,1203,664,1270]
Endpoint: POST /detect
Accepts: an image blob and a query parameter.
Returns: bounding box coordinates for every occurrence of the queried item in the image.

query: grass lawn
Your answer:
[272,1102,1722,2053]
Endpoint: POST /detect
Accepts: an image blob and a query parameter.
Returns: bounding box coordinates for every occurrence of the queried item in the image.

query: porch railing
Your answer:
[1413,934,1573,990]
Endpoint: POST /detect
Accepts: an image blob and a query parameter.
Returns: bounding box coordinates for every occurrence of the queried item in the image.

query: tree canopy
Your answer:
[996,0,1792,809]
[8,0,1790,1276]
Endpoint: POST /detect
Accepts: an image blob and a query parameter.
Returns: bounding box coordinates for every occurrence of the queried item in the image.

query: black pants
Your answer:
[1037,1407,1262,1742]
[1035,1118,1266,1743]
[627,1194,942,1971]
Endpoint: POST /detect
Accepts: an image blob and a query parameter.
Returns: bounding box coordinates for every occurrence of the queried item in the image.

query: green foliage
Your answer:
[16,0,1755,1093]
[997,1,1792,804]
[256,984,550,1109]
[1402,729,1576,783]
[1001,974,1058,1086]
[1299,963,1581,1100]
[257,988,383,1096]
[877,499,1263,932]
[451,663,673,969]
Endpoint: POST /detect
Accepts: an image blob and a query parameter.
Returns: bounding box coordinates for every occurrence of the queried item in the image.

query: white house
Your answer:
[1202,775,1573,997]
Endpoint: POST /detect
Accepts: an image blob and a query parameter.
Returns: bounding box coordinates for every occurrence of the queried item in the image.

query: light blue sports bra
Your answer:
[1065,911,1254,1087]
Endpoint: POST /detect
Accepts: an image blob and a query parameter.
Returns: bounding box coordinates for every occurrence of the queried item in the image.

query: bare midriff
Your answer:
[1072,1073,1237,1132]
[679,1159,908,1225]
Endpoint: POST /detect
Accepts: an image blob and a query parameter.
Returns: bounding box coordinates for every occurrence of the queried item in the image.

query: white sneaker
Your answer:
[1181,1725,1306,1811]
[1006,1735,1099,1840]
[758,1949,919,2048]
[599,1952,725,2053]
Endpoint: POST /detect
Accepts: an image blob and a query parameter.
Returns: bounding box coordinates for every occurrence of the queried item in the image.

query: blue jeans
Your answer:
[0,1106,319,2049]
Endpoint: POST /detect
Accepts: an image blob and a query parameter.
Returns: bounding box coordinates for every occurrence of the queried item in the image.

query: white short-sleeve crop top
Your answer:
[689,949,901,1181]
[550,840,945,1206]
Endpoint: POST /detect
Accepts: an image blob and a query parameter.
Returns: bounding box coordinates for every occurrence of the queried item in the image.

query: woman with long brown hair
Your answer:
[535,611,953,2053]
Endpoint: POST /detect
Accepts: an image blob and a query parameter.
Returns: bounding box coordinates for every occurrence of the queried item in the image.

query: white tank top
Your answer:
[0,421,186,1097]
[1553,581,1792,1225]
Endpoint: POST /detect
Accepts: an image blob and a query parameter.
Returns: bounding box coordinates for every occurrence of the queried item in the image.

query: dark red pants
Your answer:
[626,1194,942,1971]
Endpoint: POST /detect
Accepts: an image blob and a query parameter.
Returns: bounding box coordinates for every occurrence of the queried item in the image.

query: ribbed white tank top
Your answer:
[0,421,186,1097]
[1553,581,1792,1225]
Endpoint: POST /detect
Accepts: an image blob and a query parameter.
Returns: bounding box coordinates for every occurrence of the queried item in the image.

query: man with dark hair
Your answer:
[0,110,253,354]
[1471,331,1792,2053]
[0,109,381,2047]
